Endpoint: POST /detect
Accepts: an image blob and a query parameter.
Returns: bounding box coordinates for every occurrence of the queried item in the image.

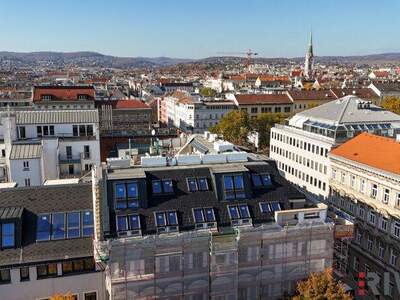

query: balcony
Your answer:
[59,154,81,164]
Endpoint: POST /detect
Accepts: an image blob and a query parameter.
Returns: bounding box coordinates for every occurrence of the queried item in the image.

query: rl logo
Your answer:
[358,271,400,297]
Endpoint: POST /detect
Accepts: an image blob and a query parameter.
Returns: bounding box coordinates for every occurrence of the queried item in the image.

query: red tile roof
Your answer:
[371,70,390,78]
[235,94,292,105]
[33,86,95,101]
[330,88,379,100]
[288,90,337,101]
[330,132,400,175]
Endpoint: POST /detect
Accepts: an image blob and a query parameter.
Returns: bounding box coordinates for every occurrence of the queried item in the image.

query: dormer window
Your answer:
[187,177,209,192]
[227,204,252,226]
[152,179,174,195]
[223,175,245,200]
[78,94,88,100]
[115,182,139,210]
[116,214,141,237]
[1,223,15,248]
[193,207,216,229]
[155,211,178,233]
[251,173,272,188]
[259,201,281,213]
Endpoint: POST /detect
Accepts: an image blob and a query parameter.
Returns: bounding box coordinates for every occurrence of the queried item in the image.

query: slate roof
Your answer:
[105,160,308,237]
[10,143,42,160]
[16,110,99,124]
[0,184,93,267]
[295,95,400,124]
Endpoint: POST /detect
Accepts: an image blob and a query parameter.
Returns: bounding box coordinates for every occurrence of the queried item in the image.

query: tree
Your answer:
[209,110,251,145]
[50,293,76,300]
[250,112,288,149]
[292,268,353,300]
[381,96,400,115]
[199,87,217,97]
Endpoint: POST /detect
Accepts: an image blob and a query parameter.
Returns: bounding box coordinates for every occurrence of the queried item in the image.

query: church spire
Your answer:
[304,31,314,80]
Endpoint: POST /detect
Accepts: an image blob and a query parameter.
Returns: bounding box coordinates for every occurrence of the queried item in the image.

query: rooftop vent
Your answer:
[357,101,371,110]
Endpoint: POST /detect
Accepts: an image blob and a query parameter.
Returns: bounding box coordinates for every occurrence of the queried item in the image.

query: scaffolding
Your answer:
[98,221,334,300]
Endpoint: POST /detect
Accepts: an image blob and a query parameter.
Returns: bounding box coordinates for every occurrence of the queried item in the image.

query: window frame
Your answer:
[223,174,246,200]
[1,222,15,248]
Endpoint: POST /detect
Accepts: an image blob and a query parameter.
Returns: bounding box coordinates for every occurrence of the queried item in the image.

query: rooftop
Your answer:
[330,132,400,176]
[235,93,292,105]
[14,109,99,124]
[10,143,42,160]
[33,85,95,102]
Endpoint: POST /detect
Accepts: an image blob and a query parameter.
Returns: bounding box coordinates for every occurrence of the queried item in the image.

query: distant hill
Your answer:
[1,51,400,69]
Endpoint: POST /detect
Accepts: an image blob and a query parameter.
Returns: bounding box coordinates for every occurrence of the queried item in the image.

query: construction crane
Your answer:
[216,49,258,67]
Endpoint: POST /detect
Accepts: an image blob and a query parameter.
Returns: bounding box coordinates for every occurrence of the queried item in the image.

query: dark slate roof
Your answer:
[0,184,93,267]
[106,160,308,237]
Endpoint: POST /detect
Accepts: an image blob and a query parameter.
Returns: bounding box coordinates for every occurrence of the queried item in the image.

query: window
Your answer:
[227,204,251,226]
[356,230,362,244]
[358,207,365,219]
[17,126,26,139]
[155,211,178,232]
[116,214,141,232]
[84,292,97,300]
[187,177,209,192]
[223,175,245,200]
[67,212,80,238]
[51,213,65,240]
[82,211,94,237]
[193,208,216,228]
[378,243,385,258]
[73,125,79,137]
[251,173,272,188]
[37,263,58,279]
[62,258,95,275]
[380,217,388,231]
[383,188,390,204]
[23,161,29,170]
[24,178,30,187]
[36,214,51,241]
[367,236,373,251]
[350,175,355,188]
[371,183,378,199]
[20,267,30,281]
[152,179,174,194]
[368,211,376,225]
[397,193,400,207]
[1,223,15,248]
[360,179,366,193]
[393,221,400,238]
[390,249,398,266]
[115,182,139,209]
[259,202,271,213]
[340,172,346,184]
[0,269,10,284]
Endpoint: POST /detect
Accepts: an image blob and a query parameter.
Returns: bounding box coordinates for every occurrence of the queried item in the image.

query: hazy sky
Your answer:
[1,0,399,58]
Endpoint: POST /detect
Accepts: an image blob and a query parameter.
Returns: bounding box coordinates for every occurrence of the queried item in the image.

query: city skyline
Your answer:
[1,0,400,58]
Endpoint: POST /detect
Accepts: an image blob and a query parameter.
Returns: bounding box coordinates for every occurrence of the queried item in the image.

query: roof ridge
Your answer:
[337,96,352,123]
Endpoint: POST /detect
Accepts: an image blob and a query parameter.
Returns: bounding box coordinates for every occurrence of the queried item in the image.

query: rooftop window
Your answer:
[115,182,139,210]
[187,177,209,192]
[193,207,216,229]
[227,204,252,226]
[155,211,178,233]
[152,179,174,194]
[223,175,245,200]
[1,223,15,248]
[251,173,272,188]
[36,210,93,242]
[116,214,141,236]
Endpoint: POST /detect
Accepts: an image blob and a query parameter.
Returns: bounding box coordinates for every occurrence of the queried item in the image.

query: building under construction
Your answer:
[92,151,334,299]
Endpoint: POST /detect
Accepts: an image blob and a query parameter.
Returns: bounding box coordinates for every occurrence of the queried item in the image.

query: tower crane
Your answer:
[216,49,258,68]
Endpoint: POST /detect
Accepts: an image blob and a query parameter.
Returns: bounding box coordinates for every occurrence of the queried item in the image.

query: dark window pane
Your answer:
[260,203,270,213]
[235,191,246,199]
[49,126,55,135]
[67,212,80,238]
[73,260,84,272]
[86,125,93,136]
[252,174,262,187]
[162,180,173,193]
[262,174,272,186]
[117,216,128,231]
[127,199,139,209]
[167,211,178,225]
[155,212,166,226]
[204,208,215,222]
[198,178,208,191]
[271,202,281,211]
[37,265,48,278]
[84,292,97,300]
[82,211,94,236]
[37,214,51,241]
[20,267,29,281]
[234,175,244,189]
[79,125,86,136]
[52,213,65,240]
[224,176,234,191]
[62,262,73,274]
[129,215,140,229]
[37,126,42,136]
[239,205,250,218]
[115,184,126,199]
[2,223,15,247]
[228,206,239,219]
[43,126,49,136]
[116,200,127,210]
[193,208,204,223]
[127,182,138,198]
[0,269,10,283]
[187,178,198,192]
[73,125,78,136]
[152,180,162,194]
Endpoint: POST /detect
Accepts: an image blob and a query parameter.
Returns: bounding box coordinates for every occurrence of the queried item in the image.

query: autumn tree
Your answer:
[292,268,353,300]
[199,87,217,97]
[250,112,288,149]
[209,110,251,145]
[381,96,400,115]
[50,293,76,300]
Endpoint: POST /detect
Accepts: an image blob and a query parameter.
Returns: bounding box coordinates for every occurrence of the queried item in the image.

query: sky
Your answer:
[1,0,400,58]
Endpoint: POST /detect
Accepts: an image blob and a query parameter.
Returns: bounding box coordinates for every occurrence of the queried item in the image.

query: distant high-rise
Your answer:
[304,32,314,79]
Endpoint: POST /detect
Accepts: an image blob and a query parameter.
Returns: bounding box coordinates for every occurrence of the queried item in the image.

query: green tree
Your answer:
[199,87,217,97]
[381,96,400,115]
[209,110,251,145]
[250,112,288,149]
[292,268,353,300]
